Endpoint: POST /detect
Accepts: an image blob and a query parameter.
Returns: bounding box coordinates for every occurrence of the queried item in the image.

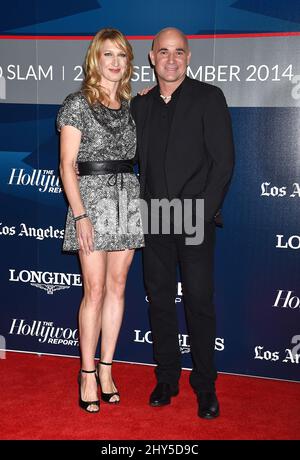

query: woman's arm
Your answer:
[59,125,94,255]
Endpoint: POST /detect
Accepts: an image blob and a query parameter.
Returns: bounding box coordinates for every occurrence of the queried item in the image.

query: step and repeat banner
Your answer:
[0,1,299,381]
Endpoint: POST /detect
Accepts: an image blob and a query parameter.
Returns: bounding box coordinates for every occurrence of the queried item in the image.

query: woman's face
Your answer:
[98,39,128,85]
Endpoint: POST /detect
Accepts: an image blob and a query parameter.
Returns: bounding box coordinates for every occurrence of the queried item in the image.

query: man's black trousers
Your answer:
[142,221,217,393]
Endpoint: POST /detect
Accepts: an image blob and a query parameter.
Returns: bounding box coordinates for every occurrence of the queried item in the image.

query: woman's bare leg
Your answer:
[78,249,107,411]
[99,248,135,402]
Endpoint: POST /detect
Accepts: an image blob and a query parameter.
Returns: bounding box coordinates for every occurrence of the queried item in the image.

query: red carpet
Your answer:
[0,351,299,440]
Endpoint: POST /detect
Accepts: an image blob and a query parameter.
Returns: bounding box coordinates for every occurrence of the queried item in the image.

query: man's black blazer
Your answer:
[130,76,234,224]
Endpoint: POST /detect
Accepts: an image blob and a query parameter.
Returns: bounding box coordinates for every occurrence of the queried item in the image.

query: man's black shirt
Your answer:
[145,80,184,200]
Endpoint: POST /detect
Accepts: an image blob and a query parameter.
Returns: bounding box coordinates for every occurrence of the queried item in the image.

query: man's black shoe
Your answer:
[197,392,220,419]
[149,383,179,407]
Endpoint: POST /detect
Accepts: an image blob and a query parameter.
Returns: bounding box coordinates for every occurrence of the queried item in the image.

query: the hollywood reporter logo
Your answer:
[9,319,79,346]
[273,290,300,310]
[8,168,61,194]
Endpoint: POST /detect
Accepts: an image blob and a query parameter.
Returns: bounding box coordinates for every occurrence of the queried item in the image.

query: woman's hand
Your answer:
[138,85,156,96]
[76,217,94,256]
[75,162,80,178]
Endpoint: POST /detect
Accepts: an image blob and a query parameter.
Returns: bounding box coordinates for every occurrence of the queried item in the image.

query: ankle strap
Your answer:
[99,361,113,366]
[81,369,96,373]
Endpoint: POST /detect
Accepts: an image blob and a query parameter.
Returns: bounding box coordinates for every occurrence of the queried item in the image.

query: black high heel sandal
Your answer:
[98,361,120,404]
[78,369,100,413]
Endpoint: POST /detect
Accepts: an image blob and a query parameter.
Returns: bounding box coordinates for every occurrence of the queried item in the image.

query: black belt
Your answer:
[77,160,135,189]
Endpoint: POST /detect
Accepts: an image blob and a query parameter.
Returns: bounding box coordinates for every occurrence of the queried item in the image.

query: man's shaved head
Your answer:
[149,27,191,86]
[151,27,189,51]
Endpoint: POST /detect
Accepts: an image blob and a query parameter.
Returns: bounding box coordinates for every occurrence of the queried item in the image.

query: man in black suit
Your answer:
[131,28,234,419]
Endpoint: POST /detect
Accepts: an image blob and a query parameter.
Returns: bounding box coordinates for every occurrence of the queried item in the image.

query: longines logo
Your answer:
[9,269,82,294]
[134,330,225,354]
[0,222,64,240]
[273,290,300,309]
[9,318,79,346]
[8,168,61,193]
[260,182,300,198]
[276,235,300,250]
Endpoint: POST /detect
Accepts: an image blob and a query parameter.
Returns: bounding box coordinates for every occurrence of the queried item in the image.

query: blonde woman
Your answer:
[57,29,144,413]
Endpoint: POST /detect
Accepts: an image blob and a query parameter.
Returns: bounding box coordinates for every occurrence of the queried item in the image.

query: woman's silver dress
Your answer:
[56,91,145,252]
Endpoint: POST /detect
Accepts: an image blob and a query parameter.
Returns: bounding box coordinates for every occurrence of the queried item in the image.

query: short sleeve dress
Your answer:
[56,91,145,252]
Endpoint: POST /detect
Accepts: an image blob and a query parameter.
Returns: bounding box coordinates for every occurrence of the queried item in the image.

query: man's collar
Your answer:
[155,75,187,101]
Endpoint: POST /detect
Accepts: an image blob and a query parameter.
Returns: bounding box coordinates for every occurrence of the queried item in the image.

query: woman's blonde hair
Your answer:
[82,28,133,106]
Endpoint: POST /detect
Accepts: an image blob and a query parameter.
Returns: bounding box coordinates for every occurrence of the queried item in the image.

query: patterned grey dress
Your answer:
[56,91,145,252]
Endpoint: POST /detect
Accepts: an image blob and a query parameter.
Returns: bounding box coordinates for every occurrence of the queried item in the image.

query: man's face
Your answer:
[149,30,191,84]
